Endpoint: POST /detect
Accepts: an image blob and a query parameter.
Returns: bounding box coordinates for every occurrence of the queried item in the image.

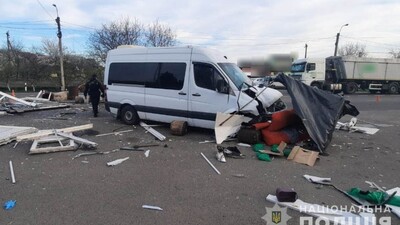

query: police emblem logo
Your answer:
[262,204,291,225]
[271,211,281,224]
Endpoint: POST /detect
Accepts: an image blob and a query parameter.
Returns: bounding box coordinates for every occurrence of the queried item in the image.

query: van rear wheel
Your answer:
[120,105,140,125]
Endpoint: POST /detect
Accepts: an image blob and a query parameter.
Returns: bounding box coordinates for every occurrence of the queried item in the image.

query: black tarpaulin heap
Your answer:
[275,74,359,153]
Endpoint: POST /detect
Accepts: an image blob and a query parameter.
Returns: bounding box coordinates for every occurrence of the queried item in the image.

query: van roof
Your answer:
[107,45,233,63]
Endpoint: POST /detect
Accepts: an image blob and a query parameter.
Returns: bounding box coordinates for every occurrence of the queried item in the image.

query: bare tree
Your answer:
[145,20,177,47]
[338,43,367,57]
[88,17,144,63]
[40,39,60,60]
[389,49,400,58]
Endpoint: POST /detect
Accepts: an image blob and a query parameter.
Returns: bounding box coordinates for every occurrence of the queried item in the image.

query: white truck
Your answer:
[290,56,400,94]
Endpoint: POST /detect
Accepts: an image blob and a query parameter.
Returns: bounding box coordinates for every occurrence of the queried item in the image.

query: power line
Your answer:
[342,35,400,48]
[0,25,54,30]
[36,0,54,20]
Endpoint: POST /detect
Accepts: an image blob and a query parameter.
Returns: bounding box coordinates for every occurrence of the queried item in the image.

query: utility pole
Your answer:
[304,43,308,58]
[6,31,13,91]
[53,4,66,91]
[334,23,349,56]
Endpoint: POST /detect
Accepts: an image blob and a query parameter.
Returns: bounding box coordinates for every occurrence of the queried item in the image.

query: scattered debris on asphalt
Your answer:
[11,124,97,154]
[17,124,94,142]
[144,150,150,157]
[140,122,166,141]
[0,125,38,146]
[107,157,130,166]
[95,129,133,137]
[142,205,163,211]
[9,160,16,184]
[200,152,221,175]
[0,90,70,114]
[287,146,319,167]
[3,200,16,210]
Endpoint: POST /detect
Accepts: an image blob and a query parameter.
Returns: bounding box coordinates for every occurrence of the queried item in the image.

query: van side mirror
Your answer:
[216,80,229,94]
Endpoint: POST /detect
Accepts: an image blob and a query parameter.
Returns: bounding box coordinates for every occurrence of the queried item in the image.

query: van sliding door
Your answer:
[144,62,189,123]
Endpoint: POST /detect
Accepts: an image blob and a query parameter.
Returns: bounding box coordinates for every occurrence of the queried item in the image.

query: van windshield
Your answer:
[291,62,306,72]
[218,63,251,89]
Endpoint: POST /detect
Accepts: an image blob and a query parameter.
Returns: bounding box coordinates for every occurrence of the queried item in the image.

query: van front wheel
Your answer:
[120,105,140,125]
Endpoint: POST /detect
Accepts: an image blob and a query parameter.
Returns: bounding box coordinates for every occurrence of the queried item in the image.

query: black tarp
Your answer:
[275,73,359,153]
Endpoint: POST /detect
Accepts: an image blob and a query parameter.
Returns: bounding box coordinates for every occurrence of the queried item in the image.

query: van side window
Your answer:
[194,63,225,91]
[108,62,186,90]
[109,63,154,85]
[153,63,186,90]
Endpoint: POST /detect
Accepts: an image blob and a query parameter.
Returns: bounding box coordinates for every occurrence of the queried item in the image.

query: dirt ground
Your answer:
[1,92,399,225]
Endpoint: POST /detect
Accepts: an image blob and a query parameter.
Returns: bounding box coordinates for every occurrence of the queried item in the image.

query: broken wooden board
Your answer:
[29,139,77,154]
[17,124,93,142]
[287,146,319,166]
[0,125,38,146]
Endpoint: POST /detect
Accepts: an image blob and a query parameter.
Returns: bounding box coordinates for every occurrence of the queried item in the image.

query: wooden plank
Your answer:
[17,124,93,142]
[0,91,37,107]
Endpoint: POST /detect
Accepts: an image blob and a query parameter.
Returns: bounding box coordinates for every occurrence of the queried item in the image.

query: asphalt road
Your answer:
[1,92,399,225]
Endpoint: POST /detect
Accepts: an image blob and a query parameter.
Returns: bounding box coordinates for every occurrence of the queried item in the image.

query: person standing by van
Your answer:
[84,74,105,117]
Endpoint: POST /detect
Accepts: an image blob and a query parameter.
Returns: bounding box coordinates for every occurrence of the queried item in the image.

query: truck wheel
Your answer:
[311,82,322,89]
[120,105,140,125]
[388,83,399,94]
[344,82,358,94]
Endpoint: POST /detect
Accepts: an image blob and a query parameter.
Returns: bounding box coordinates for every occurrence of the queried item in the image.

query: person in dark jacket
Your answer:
[84,74,105,117]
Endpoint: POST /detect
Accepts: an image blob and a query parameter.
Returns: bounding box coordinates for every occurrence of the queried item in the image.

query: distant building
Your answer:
[238,53,297,77]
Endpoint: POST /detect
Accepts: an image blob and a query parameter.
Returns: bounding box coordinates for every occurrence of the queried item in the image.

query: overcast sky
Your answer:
[1,0,400,62]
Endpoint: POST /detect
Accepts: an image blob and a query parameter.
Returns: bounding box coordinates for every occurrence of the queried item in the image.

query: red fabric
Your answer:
[252,122,271,130]
[267,109,299,131]
[261,129,290,146]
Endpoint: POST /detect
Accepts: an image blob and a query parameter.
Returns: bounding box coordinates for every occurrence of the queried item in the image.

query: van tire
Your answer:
[120,105,140,125]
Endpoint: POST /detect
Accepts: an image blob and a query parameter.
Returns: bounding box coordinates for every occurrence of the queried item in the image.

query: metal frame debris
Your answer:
[140,122,166,141]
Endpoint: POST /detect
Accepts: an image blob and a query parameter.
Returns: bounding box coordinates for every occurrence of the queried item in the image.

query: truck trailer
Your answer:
[290,56,400,94]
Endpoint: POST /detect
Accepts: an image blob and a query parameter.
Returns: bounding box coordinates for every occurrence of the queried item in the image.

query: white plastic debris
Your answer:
[142,205,163,211]
[216,151,226,163]
[144,150,150,158]
[107,157,129,166]
[303,174,331,184]
[237,143,251,147]
[200,152,221,175]
[9,161,16,184]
